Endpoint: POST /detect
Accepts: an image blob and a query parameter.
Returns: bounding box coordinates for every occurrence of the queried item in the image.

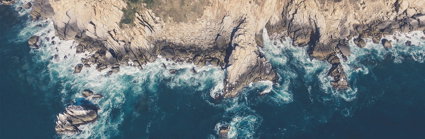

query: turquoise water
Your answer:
[1,4,425,138]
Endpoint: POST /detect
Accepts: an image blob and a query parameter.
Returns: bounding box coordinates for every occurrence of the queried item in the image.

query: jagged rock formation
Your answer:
[30,0,425,97]
[55,90,102,135]
[0,0,14,5]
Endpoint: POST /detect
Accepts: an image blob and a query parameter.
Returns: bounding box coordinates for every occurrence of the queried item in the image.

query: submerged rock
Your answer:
[55,90,102,135]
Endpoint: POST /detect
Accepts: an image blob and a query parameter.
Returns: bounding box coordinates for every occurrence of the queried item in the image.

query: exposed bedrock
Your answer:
[0,0,14,5]
[31,0,425,97]
[266,0,425,90]
[55,90,102,135]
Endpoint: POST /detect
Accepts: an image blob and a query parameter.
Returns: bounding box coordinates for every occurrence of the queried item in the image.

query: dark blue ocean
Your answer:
[1,4,425,139]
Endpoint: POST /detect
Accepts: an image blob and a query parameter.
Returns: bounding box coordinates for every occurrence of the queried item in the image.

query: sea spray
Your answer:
[25,19,226,138]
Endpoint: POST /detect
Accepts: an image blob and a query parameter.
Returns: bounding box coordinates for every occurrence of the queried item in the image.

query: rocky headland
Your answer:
[23,0,425,98]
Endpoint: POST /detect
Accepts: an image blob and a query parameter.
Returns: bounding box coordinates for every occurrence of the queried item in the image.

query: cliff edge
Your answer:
[29,0,425,98]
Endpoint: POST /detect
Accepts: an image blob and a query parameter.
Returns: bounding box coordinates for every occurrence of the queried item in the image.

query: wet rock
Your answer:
[74,64,83,73]
[191,67,197,73]
[76,44,85,53]
[106,64,120,76]
[55,89,102,135]
[328,64,349,90]
[29,0,54,20]
[218,125,230,139]
[0,0,14,5]
[169,69,178,74]
[55,105,98,135]
[96,63,108,71]
[405,40,413,46]
[82,89,94,97]
[23,2,32,9]
[353,37,366,48]
[111,64,120,73]
[82,89,103,99]
[28,36,40,49]
[381,39,392,49]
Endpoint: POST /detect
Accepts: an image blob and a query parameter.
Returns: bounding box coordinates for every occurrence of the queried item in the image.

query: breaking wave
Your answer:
[261,29,425,103]
[17,2,425,136]
[24,20,225,138]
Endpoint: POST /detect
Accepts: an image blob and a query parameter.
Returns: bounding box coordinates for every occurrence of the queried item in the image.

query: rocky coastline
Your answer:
[21,0,425,98]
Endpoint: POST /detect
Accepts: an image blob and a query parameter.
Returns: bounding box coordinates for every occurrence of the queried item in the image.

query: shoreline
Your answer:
[15,0,425,98]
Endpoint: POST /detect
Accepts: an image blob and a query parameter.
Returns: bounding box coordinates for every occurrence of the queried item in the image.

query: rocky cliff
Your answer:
[29,0,425,98]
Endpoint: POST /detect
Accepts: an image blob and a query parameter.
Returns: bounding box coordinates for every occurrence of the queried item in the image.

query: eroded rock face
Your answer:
[0,0,14,5]
[55,90,102,135]
[32,0,425,97]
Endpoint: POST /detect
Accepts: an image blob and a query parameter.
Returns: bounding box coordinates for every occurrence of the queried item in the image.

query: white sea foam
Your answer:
[261,29,425,102]
[12,0,33,16]
[27,20,225,138]
[226,115,262,138]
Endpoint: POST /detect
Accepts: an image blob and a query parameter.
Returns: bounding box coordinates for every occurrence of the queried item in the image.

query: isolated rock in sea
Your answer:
[73,64,83,73]
[55,105,98,135]
[82,89,103,99]
[28,36,40,49]
[55,90,102,135]
[218,125,230,139]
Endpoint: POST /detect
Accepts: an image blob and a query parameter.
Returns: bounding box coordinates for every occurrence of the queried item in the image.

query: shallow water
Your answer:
[1,4,425,139]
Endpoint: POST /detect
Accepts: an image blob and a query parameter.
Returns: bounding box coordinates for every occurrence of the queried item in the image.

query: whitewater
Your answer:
[5,2,425,138]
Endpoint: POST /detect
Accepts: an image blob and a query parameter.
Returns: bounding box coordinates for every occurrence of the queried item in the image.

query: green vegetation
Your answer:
[120,0,155,26]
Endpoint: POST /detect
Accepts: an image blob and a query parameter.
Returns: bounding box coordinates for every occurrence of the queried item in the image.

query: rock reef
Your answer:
[30,0,425,97]
[55,90,102,135]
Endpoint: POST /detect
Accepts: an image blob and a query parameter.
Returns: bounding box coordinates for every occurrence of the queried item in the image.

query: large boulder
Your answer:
[73,64,83,73]
[381,39,392,49]
[28,36,40,49]
[353,37,366,48]
[55,105,98,135]
[55,90,102,135]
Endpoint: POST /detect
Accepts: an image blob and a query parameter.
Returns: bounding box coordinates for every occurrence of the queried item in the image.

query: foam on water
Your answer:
[261,29,425,103]
[18,3,425,137]
[25,19,226,138]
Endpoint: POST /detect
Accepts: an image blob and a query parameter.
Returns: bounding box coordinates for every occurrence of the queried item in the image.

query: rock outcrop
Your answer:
[55,90,102,135]
[28,35,40,49]
[0,0,14,5]
[31,0,425,97]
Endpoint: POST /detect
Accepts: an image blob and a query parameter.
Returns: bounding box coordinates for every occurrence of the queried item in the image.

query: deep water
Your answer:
[1,4,425,139]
